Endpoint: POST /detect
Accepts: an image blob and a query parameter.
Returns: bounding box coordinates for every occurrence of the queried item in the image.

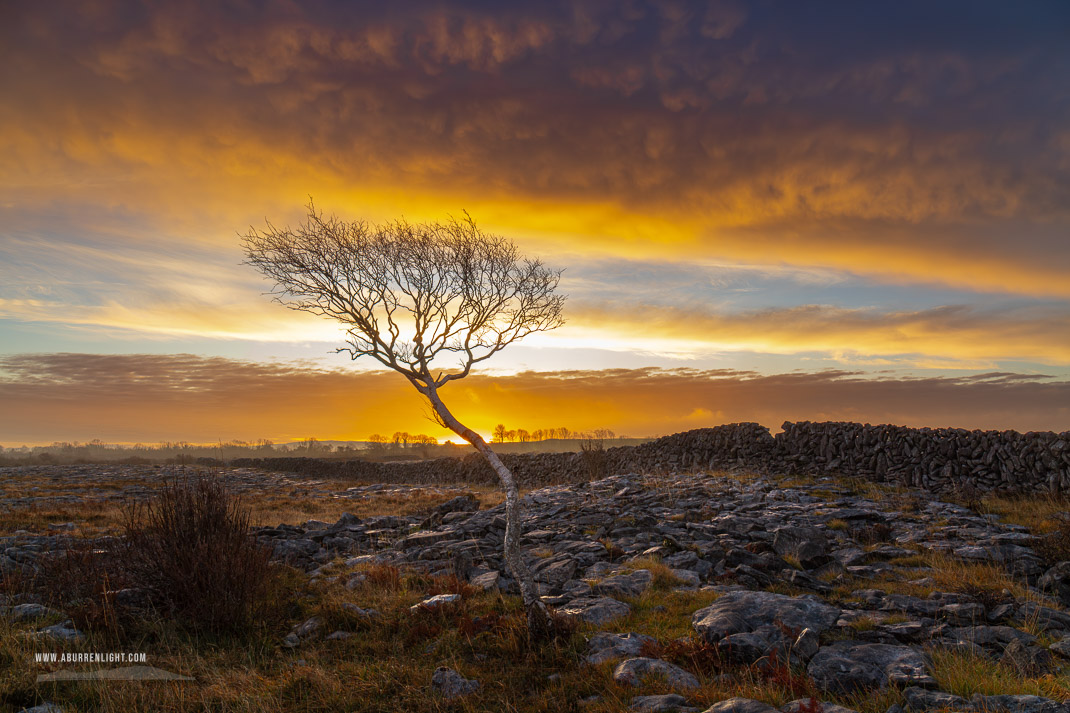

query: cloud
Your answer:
[1,353,1066,445]
[566,302,1070,366]
[2,0,1068,298]
[2,215,1067,368]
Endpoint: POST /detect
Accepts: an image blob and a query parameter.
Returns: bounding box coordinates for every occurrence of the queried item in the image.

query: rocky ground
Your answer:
[4,466,1070,712]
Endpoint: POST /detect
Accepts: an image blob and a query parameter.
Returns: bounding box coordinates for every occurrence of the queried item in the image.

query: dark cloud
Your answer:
[3,0,1068,295]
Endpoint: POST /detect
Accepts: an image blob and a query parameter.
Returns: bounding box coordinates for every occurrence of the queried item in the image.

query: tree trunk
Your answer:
[421,384,553,637]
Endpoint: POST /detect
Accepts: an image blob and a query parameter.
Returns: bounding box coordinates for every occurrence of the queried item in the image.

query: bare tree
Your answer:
[241,204,565,634]
[366,433,387,457]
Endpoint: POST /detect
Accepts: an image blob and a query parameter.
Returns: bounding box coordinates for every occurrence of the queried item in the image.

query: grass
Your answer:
[981,493,1070,533]
[978,493,1070,566]
[930,648,1070,700]
[8,466,1070,711]
[616,556,688,591]
[0,467,506,538]
[0,501,127,536]
[833,550,1039,606]
[4,569,593,712]
[249,486,505,529]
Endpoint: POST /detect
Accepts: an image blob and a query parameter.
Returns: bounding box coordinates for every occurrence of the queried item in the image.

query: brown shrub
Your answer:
[29,537,129,636]
[120,476,278,633]
[757,647,818,698]
[854,521,894,545]
[640,635,725,675]
[580,437,607,481]
[363,563,402,590]
[427,573,479,598]
[1035,514,1070,566]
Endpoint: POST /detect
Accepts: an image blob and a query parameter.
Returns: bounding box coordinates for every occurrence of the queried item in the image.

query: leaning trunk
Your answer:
[421,385,552,637]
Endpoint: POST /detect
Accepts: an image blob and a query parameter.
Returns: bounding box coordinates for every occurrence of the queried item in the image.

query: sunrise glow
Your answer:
[2,2,1068,445]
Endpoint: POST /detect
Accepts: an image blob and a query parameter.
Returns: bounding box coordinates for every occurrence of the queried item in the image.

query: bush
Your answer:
[39,537,128,635]
[1035,513,1070,566]
[580,437,607,481]
[121,476,277,633]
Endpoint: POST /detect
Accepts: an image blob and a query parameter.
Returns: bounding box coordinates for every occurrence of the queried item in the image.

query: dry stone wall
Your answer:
[232,421,1070,495]
[775,421,1070,494]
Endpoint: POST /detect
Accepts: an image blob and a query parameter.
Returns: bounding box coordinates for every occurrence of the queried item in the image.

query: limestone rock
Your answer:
[594,569,654,598]
[1000,638,1054,676]
[808,642,934,695]
[410,594,460,613]
[901,687,968,711]
[36,620,83,641]
[586,632,656,665]
[781,700,858,713]
[631,693,700,712]
[702,698,780,713]
[470,570,501,591]
[431,666,480,699]
[1039,562,1070,607]
[283,616,323,647]
[557,596,631,625]
[970,693,1068,713]
[692,591,840,643]
[613,657,700,690]
[16,704,64,713]
[773,526,830,569]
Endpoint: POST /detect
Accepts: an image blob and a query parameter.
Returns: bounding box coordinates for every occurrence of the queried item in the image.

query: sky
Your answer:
[2,0,1069,445]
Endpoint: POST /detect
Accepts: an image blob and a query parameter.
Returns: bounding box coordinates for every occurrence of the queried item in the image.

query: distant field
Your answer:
[0,438,654,467]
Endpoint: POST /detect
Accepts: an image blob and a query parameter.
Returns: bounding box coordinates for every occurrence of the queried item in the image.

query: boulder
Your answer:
[781,700,858,713]
[410,594,460,613]
[944,625,1037,655]
[557,596,631,625]
[4,603,55,621]
[283,616,323,647]
[773,526,830,569]
[631,693,700,712]
[36,620,83,641]
[594,569,654,598]
[692,591,840,643]
[433,495,480,516]
[1048,635,1070,658]
[613,657,700,690]
[1000,638,1054,676]
[1016,602,1070,633]
[901,687,968,711]
[807,642,934,694]
[586,632,656,665]
[16,704,64,713]
[1038,562,1070,607]
[702,699,780,713]
[431,666,480,699]
[470,570,501,591]
[970,694,1068,713]
[537,557,579,588]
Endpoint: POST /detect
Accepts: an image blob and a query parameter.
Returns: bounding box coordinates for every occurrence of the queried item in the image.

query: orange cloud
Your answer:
[2,2,1068,299]
[566,302,1070,366]
[1,354,1066,446]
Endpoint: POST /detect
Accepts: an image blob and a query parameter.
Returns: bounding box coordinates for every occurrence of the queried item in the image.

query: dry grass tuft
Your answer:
[930,647,1070,700]
[120,476,289,634]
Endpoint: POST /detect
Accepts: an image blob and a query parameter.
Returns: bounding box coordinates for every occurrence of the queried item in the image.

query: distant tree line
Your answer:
[365,432,440,449]
[0,428,636,466]
[490,425,617,443]
[0,438,351,465]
